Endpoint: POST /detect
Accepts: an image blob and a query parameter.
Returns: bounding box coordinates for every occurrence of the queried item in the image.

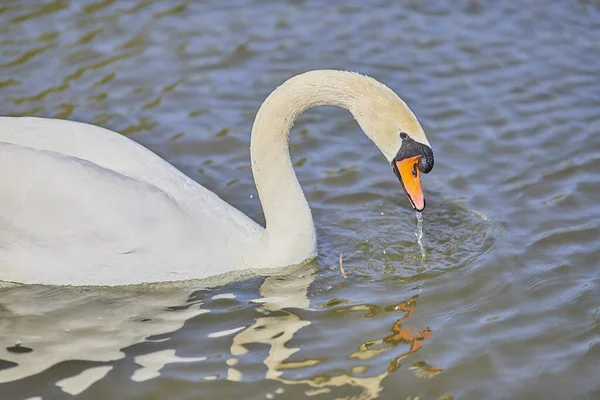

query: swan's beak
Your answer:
[393,156,425,211]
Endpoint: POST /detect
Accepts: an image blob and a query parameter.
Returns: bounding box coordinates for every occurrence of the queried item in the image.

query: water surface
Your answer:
[1,1,599,399]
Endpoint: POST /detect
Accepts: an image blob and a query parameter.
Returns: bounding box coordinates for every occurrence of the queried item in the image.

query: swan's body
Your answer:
[0,70,433,286]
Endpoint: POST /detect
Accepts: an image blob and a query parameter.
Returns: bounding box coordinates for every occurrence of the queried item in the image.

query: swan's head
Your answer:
[391,131,434,211]
[351,83,434,211]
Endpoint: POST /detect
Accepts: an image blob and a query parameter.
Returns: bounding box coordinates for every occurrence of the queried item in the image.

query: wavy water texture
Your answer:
[1,1,600,399]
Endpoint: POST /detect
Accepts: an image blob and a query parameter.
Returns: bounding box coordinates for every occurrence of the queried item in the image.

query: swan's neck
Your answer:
[250,70,393,255]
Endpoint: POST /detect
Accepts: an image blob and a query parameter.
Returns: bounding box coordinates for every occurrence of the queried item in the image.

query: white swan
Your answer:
[0,70,434,286]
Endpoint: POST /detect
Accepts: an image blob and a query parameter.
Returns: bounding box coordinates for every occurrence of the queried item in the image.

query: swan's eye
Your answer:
[412,163,418,178]
[400,132,408,140]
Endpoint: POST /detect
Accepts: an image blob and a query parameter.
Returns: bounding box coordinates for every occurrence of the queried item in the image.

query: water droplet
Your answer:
[415,211,426,259]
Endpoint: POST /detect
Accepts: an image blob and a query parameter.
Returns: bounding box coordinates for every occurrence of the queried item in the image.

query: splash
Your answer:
[415,211,426,259]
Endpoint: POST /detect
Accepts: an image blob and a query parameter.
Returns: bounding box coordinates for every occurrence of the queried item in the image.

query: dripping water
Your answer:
[415,211,426,259]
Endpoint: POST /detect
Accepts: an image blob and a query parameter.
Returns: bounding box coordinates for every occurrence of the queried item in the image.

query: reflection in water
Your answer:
[228,266,314,382]
[131,349,207,383]
[0,285,207,395]
[357,295,437,376]
[55,366,113,396]
[0,255,458,398]
[226,266,442,399]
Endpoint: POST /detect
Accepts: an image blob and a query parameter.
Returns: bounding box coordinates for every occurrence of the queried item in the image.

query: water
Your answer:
[1,1,600,399]
[415,211,426,260]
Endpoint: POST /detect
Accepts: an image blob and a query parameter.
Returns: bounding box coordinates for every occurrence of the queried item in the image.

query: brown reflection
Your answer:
[353,294,439,377]
[9,50,141,105]
[0,43,57,68]
[10,0,68,24]
[384,296,433,373]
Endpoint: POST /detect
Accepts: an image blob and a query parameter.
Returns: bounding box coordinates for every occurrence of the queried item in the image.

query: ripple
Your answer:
[0,43,57,68]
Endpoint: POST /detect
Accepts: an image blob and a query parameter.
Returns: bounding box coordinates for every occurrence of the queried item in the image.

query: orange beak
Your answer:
[394,156,425,211]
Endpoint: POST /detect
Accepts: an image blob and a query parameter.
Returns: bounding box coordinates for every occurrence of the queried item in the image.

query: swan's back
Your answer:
[0,117,200,203]
[0,117,262,285]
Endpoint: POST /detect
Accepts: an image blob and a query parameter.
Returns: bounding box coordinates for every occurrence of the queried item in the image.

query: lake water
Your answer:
[1,1,599,399]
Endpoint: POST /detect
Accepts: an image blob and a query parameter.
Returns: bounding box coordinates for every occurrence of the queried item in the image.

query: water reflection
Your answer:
[356,294,437,375]
[225,265,440,399]
[228,266,315,382]
[0,285,206,396]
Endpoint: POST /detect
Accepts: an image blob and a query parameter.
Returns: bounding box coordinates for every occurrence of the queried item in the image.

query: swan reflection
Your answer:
[226,265,441,399]
[0,263,441,398]
[0,284,207,396]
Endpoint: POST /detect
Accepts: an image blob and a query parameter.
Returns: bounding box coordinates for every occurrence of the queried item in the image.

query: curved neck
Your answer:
[250,70,391,248]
